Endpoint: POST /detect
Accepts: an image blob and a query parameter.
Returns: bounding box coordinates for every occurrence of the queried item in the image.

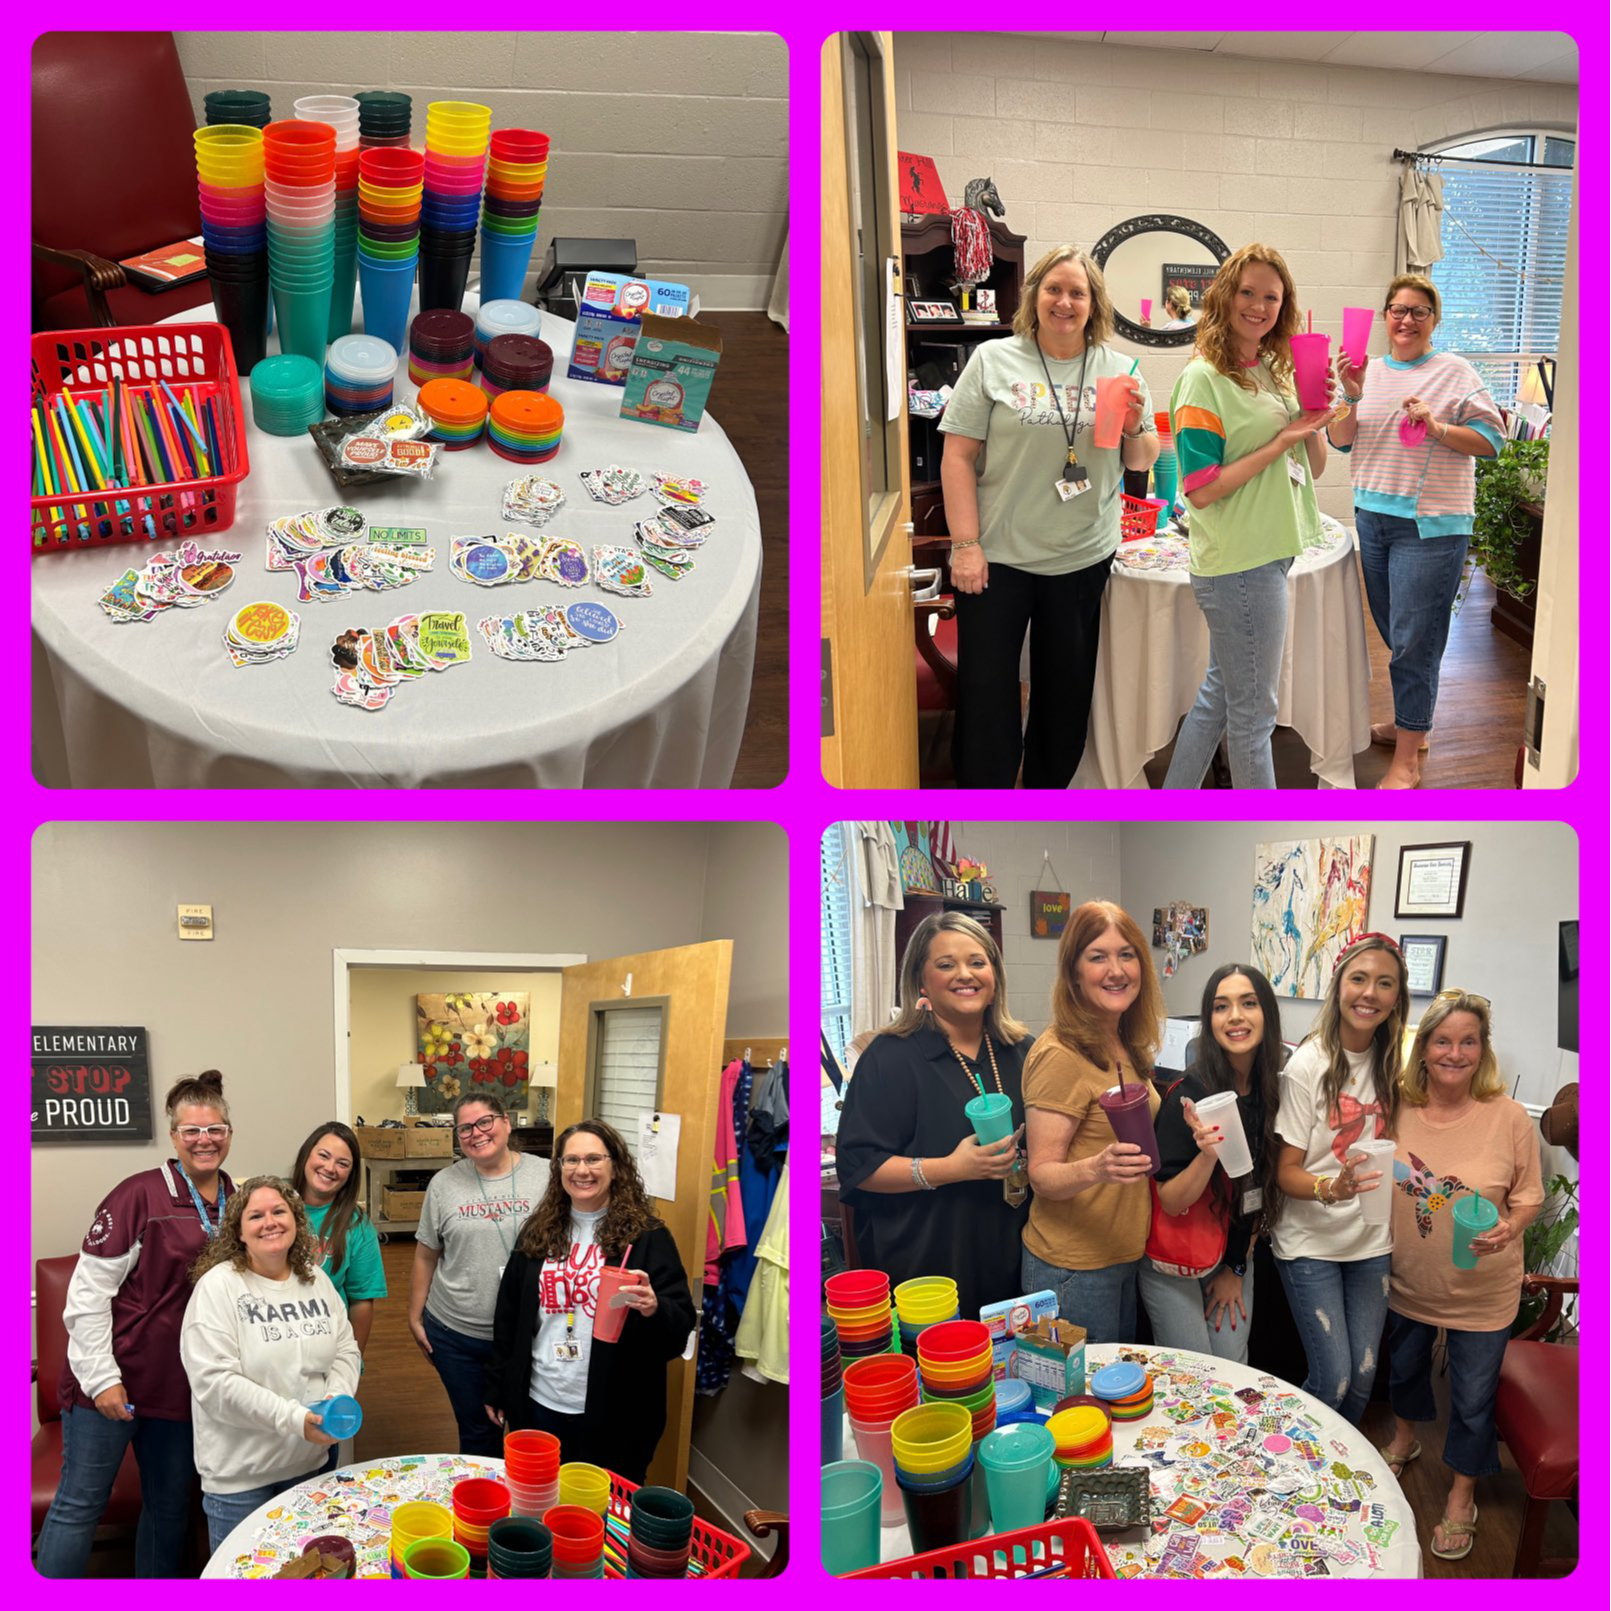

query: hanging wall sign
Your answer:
[1030,850,1070,939]
[31,1027,153,1145]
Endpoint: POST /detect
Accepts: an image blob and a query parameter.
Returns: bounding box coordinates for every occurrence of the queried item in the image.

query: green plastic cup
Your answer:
[964,1093,1013,1145]
[978,1423,1054,1534]
[1451,1191,1499,1269]
[273,280,336,363]
[403,1537,470,1579]
[821,1461,882,1576]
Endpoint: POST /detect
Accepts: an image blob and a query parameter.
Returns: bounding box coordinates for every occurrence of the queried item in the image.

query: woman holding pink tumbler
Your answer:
[482,1120,694,1482]
[1021,901,1163,1343]
[1379,992,1543,1562]
[1162,244,1334,790]
[1326,274,1504,788]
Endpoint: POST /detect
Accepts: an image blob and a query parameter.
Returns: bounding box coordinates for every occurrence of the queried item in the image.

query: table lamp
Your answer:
[1519,358,1555,412]
[396,1062,426,1117]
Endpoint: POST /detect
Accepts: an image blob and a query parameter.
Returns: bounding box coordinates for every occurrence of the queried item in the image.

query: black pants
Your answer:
[522,1397,648,1484]
[951,554,1110,788]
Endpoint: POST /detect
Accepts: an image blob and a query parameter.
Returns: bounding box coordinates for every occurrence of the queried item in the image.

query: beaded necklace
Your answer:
[948,1033,1005,1100]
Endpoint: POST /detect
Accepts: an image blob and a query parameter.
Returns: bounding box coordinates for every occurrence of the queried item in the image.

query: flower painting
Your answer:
[415,992,531,1114]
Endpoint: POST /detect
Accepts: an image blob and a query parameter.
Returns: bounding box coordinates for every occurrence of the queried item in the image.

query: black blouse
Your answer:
[835,1025,1030,1321]
[1154,1070,1266,1271]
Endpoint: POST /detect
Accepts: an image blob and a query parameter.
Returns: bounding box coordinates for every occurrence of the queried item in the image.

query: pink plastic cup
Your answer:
[1092,374,1137,450]
[1140,297,1153,323]
[592,1268,645,1344]
[1341,307,1374,370]
[1289,332,1332,411]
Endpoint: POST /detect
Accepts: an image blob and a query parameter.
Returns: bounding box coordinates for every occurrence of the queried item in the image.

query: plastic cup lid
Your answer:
[326,334,399,384]
[1089,1361,1147,1400]
[251,353,324,400]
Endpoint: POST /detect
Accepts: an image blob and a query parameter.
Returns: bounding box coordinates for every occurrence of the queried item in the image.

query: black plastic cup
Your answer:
[417,252,473,314]
[482,195,542,220]
[211,274,270,370]
[900,1474,973,1554]
[419,224,478,247]
[356,91,411,118]
[205,90,271,127]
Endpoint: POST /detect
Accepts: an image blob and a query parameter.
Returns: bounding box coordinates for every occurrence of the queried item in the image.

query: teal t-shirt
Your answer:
[305,1199,388,1306]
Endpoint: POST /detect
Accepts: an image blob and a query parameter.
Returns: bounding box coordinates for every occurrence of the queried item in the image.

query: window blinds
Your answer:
[594,1006,663,1162]
[821,824,854,1066]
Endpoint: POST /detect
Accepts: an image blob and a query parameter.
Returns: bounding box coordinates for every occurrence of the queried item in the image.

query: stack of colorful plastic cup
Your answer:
[822,1313,844,1465]
[294,95,361,339]
[402,1537,470,1579]
[977,1422,1056,1534]
[356,145,423,354]
[555,1462,611,1517]
[487,391,563,463]
[324,334,397,416]
[917,1322,996,1437]
[421,100,491,313]
[263,119,336,363]
[1090,1359,1154,1422]
[487,1517,552,1580]
[843,1353,920,1527]
[890,1402,975,1552]
[481,334,553,398]
[250,354,324,435]
[195,123,269,371]
[408,309,476,386]
[1152,409,1178,525]
[451,1476,510,1574]
[356,90,412,149]
[544,1505,605,1579]
[417,377,488,450]
[474,299,542,370]
[478,128,548,303]
[825,1270,895,1359]
[1047,1402,1113,1469]
[893,1277,961,1352]
[822,1461,883,1575]
[389,1500,452,1578]
[204,89,271,128]
[503,1429,561,1518]
[625,1486,694,1578]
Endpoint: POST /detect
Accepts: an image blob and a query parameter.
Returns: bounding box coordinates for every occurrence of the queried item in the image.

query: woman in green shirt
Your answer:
[290,1121,388,1353]
[1162,244,1334,790]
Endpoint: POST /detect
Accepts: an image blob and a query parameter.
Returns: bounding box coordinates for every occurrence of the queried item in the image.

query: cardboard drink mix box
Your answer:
[1011,1314,1087,1411]
[619,313,723,433]
[567,272,691,386]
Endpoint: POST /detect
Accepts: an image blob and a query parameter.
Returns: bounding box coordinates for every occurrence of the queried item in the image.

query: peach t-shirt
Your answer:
[1388,1096,1545,1332]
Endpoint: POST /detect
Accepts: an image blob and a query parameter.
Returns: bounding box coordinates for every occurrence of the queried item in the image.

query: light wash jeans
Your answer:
[1021,1246,1140,1344]
[1138,1261,1255,1364]
[1274,1253,1391,1425]
[1163,556,1293,790]
[203,1471,308,1553]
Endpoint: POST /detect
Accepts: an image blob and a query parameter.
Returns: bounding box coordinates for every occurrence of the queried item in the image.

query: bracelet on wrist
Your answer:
[911,1156,936,1191]
[950,537,981,551]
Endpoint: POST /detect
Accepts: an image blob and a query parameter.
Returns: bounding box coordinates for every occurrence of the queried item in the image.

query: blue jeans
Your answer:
[1386,1310,1510,1477]
[1355,508,1467,732]
[203,1473,307,1554]
[1163,557,1293,790]
[1138,1261,1255,1364]
[422,1307,502,1457]
[1021,1246,1140,1344]
[1274,1253,1391,1424]
[34,1406,196,1578]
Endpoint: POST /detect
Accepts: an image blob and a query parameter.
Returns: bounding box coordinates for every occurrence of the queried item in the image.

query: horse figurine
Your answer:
[962,176,1005,218]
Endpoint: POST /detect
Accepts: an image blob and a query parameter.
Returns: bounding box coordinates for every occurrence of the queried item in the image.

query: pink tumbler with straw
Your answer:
[1288,333,1332,411]
[592,1266,644,1344]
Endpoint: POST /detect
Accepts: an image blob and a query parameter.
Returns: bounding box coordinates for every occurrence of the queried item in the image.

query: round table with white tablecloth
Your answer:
[31,295,760,789]
[1070,516,1373,789]
[852,1343,1421,1578]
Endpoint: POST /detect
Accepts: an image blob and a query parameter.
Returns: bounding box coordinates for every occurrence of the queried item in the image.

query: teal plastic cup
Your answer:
[274,279,336,362]
[821,1461,881,1576]
[1451,1192,1498,1270]
[964,1093,1013,1145]
[328,253,358,341]
[978,1422,1054,1534]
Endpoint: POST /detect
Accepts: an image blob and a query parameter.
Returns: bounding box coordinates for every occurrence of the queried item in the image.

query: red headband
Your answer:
[1333,932,1401,970]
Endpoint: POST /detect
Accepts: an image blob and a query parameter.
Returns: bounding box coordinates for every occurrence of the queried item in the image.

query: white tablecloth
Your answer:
[1071,518,1372,789]
[856,1343,1421,1578]
[32,295,760,788]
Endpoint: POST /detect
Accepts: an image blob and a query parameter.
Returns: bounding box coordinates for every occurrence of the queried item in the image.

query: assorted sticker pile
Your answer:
[266,506,368,571]
[448,534,588,589]
[650,473,709,506]
[632,502,714,581]
[223,600,300,668]
[329,611,471,711]
[96,540,243,623]
[579,464,649,505]
[590,545,653,598]
[293,543,435,603]
[476,599,622,662]
[501,475,566,527]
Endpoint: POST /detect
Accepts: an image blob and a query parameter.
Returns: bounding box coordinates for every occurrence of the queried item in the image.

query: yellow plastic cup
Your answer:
[391,1500,453,1565]
[425,132,490,157]
[427,100,493,126]
[890,1403,973,1472]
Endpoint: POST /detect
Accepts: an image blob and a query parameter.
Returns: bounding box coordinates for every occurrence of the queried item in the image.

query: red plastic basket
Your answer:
[603,1472,752,1579]
[845,1516,1115,1579]
[1120,492,1169,541]
[30,322,250,554]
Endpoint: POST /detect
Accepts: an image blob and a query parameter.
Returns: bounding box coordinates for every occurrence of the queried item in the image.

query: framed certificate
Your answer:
[1393,842,1471,919]
[1398,934,1447,996]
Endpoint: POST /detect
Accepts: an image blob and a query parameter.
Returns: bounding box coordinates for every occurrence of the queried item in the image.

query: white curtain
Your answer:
[850,821,903,1041]
[1395,163,1445,276]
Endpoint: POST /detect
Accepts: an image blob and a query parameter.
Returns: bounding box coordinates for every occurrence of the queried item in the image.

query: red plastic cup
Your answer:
[1092,374,1137,450]
[825,1271,891,1309]
[592,1267,644,1344]
[491,130,550,159]
[543,1505,605,1562]
[361,147,425,184]
[913,1320,991,1363]
[451,1477,511,1524]
[504,1429,561,1477]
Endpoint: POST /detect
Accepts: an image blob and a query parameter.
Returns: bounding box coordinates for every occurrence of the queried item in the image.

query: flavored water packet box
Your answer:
[619,314,723,433]
[1011,1315,1087,1411]
[979,1288,1059,1380]
[567,272,692,386]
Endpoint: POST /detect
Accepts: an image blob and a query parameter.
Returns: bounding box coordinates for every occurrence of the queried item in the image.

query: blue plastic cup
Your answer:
[964,1093,1013,1145]
[978,1422,1054,1534]
[821,1462,881,1576]
[478,226,539,303]
[358,251,418,352]
[309,1393,363,1439]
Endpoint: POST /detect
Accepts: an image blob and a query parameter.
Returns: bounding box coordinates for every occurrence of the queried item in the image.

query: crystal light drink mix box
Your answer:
[567,272,691,386]
[619,314,723,433]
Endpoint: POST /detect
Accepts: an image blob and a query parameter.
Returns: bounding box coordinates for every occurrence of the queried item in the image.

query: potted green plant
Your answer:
[1466,437,1550,604]
[1513,1172,1577,1341]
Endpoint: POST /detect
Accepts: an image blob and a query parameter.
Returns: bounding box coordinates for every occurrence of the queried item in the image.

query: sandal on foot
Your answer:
[1377,769,1422,790]
[1378,1438,1421,1478]
[1371,723,1431,753]
[1431,1503,1478,1562]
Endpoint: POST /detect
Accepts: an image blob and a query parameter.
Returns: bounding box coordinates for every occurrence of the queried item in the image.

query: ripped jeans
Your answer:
[1272,1253,1391,1425]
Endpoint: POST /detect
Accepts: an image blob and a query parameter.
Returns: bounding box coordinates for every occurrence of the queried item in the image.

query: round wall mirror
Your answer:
[1092,215,1231,348]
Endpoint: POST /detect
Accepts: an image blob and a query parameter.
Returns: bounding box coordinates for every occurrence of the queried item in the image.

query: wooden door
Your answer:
[555,940,733,1491]
[821,31,920,787]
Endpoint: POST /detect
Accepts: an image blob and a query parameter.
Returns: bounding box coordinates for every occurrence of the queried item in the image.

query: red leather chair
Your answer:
[32,32,214,329]
[33,1254,143,1542]
[1494,1275,1577,1576]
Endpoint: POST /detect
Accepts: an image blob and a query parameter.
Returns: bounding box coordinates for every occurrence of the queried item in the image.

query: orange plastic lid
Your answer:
[490,390,564,433]
[417,378,488,424]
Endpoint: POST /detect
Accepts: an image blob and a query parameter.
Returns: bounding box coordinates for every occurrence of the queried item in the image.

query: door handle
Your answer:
[901,565,941,603]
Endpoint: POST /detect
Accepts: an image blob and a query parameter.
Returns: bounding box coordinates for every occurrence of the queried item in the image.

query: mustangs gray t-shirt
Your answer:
[418,1154,546,1339]
[939,334,1154,576]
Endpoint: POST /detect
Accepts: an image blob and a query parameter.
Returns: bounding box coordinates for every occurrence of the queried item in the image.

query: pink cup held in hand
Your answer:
[1092,375,1135,450]
[1341,307,1373,369]
[1288,333,1331,411]
[592,1267,645,1343]
[1139,297,1153,323]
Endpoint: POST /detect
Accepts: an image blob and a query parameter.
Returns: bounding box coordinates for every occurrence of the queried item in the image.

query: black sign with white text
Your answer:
[31,1027,154,1145]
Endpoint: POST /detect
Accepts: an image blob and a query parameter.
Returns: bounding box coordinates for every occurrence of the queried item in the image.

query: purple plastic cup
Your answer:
[1098,1082,1159,1173]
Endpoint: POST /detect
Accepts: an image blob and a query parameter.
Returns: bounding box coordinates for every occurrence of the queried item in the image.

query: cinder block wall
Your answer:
[177,30,788,309]
[893,34,1576,518]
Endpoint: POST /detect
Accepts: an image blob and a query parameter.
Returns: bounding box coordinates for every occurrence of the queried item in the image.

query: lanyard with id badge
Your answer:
[1035,341,1090,503]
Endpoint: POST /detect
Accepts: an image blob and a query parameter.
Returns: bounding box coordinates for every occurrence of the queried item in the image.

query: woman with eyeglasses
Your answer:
[1326,275,1503,788]
[408,1093,545,1456]
[1379,992,1544,1562]
[36,1072,237,1578]
[483,1120,695,1481]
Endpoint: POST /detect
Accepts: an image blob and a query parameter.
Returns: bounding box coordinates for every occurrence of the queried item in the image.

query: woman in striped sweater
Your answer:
[1326,275,1503,789]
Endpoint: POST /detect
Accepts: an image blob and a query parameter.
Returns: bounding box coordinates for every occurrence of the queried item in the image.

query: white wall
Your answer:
[893,32,1578,518]
[176,30,788,308]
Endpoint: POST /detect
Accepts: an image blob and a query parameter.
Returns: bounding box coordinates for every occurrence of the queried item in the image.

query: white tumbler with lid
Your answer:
[1192,1089,1254,1179]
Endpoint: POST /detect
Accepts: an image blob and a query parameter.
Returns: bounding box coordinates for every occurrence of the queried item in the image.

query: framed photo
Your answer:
[909,300,959,324]
[904,275,921,301]
[1399,934,1447,996]
[1393,841,1471,918]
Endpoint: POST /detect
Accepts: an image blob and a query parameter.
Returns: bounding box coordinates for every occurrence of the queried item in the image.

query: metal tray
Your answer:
[1055,1465,1151,1531]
